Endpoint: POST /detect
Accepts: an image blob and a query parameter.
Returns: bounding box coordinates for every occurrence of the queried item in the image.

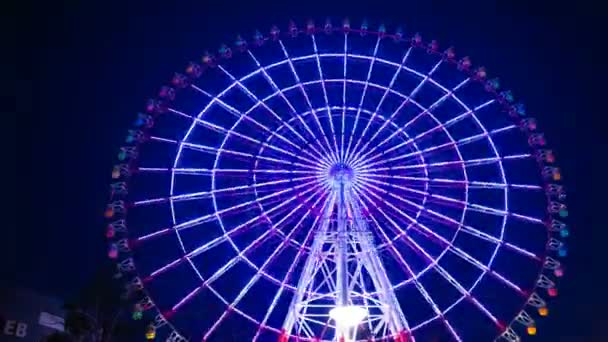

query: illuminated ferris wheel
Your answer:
[105,19,569,341]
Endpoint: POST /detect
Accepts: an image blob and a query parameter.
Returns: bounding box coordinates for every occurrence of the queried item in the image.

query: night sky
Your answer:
[10,1,606,340]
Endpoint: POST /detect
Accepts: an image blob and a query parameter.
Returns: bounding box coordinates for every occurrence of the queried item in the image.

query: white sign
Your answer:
[38,311,65,332]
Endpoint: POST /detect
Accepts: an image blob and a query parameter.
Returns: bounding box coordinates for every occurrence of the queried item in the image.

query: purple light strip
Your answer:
[340,32,348,162]
[352,99,495,169]
[311,34,341,161]
[172,178,320,231]
[350,188,462,341]
[145,185,327,286]
[215,65,330,166]
[405,232,502,327]
[136,228,172,242]
[353,187,502,333]
[246,50,335,165]
[203,75,492,170]
[253,195,336,341]
[408,234,501,329]
[346,46,413,166]
[359,153,532,173]
[204,188,324,294]
[137,181,324,248]
[137,167,318,175]
[348,63,465,168]
[356,174,542,224]
[355,175,539,260]
[356,172,541,190]
[343,36,381,164]
[187,86,328,168]
[167,106,329,169]
[150,257,182,277]
[357,124,517,170]
[149,136,323,171]
[357,182,525,295]
[347,60,450,168]
[133,174,319,206]
[203,191,327,340]
[171,186,327,313]
[278,40,338,164]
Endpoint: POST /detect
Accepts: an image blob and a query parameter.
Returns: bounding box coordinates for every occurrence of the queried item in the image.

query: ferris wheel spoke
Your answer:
[278,40,338,163]
[351,184,416,250]
[171,190,328,313]
[357,124,516,170]
[348,60,456,167]
[353,188,416,268]
[354,99,495,168]
[357,184,454,253]
[401,234,503,329]
[144,186,327,285]
[205,191,328,340]
[215,65,327,164]
[355,176,540,261]
[357,174,543,224]
[357,193,524,317]
[133,174,319,207]
[358,181,525,295]
[423,208,540,259]
[359,154,532,175]
[205,204,320,339]
[203,188,326,286]
[343,36,381,164]
[312,34,341,161]
[348,57,447,168]
[156,136,323,171]
[137,167,319,176]
[351,188,462,341]
[164,109,325,169]
[355,178,437,244]
[189,86,327,165]
[247,50,335,164]
[171,178,320,231]
[356,172,541,191]
[340,32,348,162]
[447,244,525,295]
[253,194,335,341]
[346,47,413,166]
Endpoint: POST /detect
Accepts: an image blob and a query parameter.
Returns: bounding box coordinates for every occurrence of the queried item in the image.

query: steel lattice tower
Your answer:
[281,164,409,341]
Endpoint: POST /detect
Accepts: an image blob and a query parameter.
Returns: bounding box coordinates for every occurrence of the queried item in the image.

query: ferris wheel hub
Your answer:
[328,163,355,185]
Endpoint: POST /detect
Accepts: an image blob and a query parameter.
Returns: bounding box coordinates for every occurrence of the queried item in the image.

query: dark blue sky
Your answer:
[10,0,605,340]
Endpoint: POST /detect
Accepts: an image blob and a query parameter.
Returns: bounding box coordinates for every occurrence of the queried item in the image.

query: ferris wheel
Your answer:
[105,19,569,342]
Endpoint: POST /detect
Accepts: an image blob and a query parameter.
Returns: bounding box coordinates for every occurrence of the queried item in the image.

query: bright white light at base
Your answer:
[329,306,368,328]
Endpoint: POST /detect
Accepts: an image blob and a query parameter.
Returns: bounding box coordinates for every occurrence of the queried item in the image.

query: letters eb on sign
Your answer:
[3,320,28,338]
